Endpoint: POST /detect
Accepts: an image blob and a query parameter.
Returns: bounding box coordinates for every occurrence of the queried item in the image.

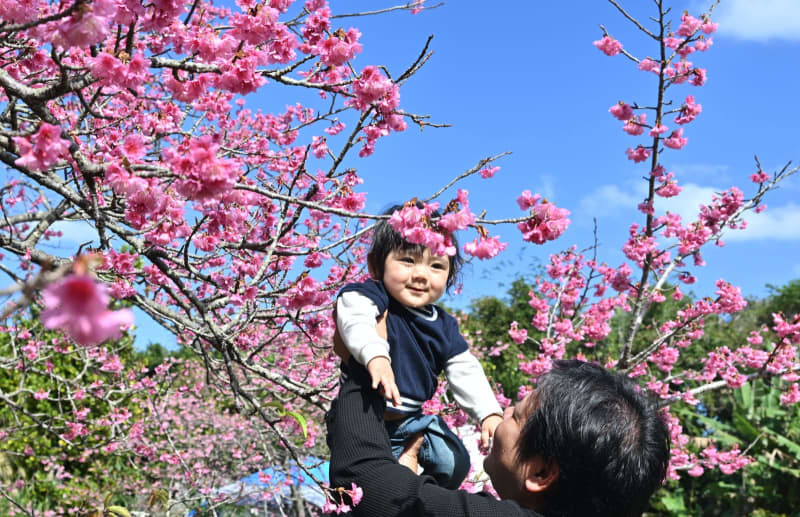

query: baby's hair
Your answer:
[367,204,463,291]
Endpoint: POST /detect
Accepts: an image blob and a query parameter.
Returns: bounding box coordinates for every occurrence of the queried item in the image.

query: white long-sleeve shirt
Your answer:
[336,290,502,423]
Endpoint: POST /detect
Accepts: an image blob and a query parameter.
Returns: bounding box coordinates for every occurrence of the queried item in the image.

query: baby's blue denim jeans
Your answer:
[384,412,471,489]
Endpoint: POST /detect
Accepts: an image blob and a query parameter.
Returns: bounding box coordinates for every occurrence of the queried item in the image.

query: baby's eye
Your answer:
[399,256,415,264]
[431,263,447,270]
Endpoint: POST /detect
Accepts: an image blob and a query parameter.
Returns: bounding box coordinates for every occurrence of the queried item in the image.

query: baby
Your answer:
[335,205,502,489]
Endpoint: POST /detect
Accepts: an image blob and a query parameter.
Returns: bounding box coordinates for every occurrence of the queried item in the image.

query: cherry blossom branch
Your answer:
[657,366,800,409]
[423,152,512,201]
[331,2,443,19]
[606,0,659,40]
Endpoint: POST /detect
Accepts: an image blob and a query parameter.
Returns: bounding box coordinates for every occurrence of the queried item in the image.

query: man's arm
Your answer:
[326,359,540,517]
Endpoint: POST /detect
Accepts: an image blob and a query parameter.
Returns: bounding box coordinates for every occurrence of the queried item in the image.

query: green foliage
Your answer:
[653,378,800,516]
[463,276,800,515]
[459,278,540,397]
[133,341,194,372]
[0,310,141,513]
[652,280,800,516]
[757,279,800,327]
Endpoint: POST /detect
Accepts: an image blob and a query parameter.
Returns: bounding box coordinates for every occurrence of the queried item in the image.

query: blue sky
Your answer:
[45,1,800,347]
[334,0,800,309]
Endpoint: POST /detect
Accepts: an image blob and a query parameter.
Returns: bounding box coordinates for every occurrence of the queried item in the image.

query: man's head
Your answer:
[484,360,670,517]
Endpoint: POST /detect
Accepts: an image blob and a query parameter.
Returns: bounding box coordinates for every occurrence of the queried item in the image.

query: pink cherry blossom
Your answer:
[664,36,683,50]
[677,13,702,37]
[168,135,241,201]
[638,57,661,73]
[623,114,647,136]
[625,146,651,163]
[694,37,714,52]
[649,124,668,136]
[701,19,719,34]
[609,102,634,121]
[311,135,329,158]
[689,67,707,86]
[325,121,346,135]
[508,321,528,345]
[656,172,682,197]
[410,0,426,15]
[663,128,688,150]
[479,165,500,179]
[349,483,364,505]
[54,1,114,48]
[347,66,396,111]
[315,28,362,67]
[41,274,134,346]
[464,235,507,259]
[780,383,800,405]
[516,190,542,210]
[13,123,72,172]
[517,199,571,244]
[0,0,38,23]
[675,95,702,125]
[593,36,623,56]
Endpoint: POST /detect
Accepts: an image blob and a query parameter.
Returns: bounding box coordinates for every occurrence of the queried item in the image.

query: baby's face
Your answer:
[381,248,449,308]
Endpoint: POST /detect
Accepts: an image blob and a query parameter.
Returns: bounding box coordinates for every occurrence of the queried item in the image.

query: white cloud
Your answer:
[672,163,729,178]
[581,181,800,241]
[730,202,800,241]
[713,0,800,41]
[579,183,641,216]
[538,174,556,201]
[657,182,718,222]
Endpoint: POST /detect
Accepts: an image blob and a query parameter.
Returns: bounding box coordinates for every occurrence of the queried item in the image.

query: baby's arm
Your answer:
[336,292,401,406]
[444,351,503,448]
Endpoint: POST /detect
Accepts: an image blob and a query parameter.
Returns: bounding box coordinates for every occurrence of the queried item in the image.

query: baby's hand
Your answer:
[480,414,503,449]
[367,356,401,407]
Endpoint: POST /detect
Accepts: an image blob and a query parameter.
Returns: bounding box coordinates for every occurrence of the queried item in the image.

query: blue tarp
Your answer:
[212,456,330,509]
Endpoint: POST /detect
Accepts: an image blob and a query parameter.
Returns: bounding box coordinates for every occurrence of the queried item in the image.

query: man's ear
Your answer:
[523,457,559,493]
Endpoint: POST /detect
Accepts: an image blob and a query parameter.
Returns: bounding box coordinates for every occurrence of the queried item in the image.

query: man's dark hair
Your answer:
[366,204,463,291]
[518,360,670,517]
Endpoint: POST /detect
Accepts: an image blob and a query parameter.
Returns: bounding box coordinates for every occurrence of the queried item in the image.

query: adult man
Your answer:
[326,359,670,516]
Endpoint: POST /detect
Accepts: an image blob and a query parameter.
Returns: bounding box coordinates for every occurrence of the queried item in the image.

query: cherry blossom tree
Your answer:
[0,0,550,513]
[0,0,798,514]
[507,0,800,484]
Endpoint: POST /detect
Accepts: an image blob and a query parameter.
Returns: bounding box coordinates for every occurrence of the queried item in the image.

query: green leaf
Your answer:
[106,506,132,517]
[764,461,800,477]
[286,411,308,439]
[147,488,169,509]
[738,381,753,411]
[732,412,761,441]
[766,428,800,458]
[660,492,687,512]
[673,406,739,445]
[263,401,286,416]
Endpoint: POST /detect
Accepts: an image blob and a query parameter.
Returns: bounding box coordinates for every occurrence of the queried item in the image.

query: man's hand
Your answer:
[398,432,424,473]
[366,356,401,407]
[480,414,503,449]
